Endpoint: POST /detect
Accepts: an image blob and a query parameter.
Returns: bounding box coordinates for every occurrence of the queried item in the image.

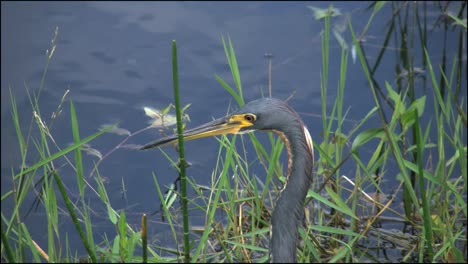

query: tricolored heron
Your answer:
[141,98,314,263]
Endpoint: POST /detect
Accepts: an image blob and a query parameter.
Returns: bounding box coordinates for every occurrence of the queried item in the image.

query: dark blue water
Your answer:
[2,2,466,261]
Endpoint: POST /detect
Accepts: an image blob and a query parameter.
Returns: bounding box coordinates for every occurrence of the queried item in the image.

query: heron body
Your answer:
[141,98,314,263]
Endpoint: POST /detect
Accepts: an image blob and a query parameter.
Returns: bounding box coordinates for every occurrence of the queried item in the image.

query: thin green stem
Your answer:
[171,40,190,262]
[141,214,148,263]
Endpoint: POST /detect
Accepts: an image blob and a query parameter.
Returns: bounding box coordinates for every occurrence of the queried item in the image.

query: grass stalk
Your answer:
[141,214,147,263]
[170,40,190,262]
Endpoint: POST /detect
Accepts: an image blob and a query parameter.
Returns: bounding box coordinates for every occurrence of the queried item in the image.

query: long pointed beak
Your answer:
[140,116,251,150]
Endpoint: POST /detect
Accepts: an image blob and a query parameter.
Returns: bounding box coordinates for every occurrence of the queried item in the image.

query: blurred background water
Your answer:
[2,1,466,260]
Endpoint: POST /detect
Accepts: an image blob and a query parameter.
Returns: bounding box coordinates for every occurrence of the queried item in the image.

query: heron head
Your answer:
[140,98,301,150]
[233,98,301,133]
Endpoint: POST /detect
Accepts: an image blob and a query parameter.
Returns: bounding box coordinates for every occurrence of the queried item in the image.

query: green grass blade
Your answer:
[308,225,359,237]
[20,223,42,262]
[151,173,177,257]
[351,127,385,153]
[51,170,97,262]
[70,101,85,196]
[424,48,447,119]
[1,223,16,263]
[307,190,356,220]
[215,74,243,106]
[14,125,113,180]
[9,88,26,158]
[221,35,244,106]
[413,109,434,261]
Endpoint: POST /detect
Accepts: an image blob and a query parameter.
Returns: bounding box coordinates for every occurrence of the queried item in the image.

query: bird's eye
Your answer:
[244,114,256,122]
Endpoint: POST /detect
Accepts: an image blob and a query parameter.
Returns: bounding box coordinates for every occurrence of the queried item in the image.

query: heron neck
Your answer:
[270,124,313,263]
